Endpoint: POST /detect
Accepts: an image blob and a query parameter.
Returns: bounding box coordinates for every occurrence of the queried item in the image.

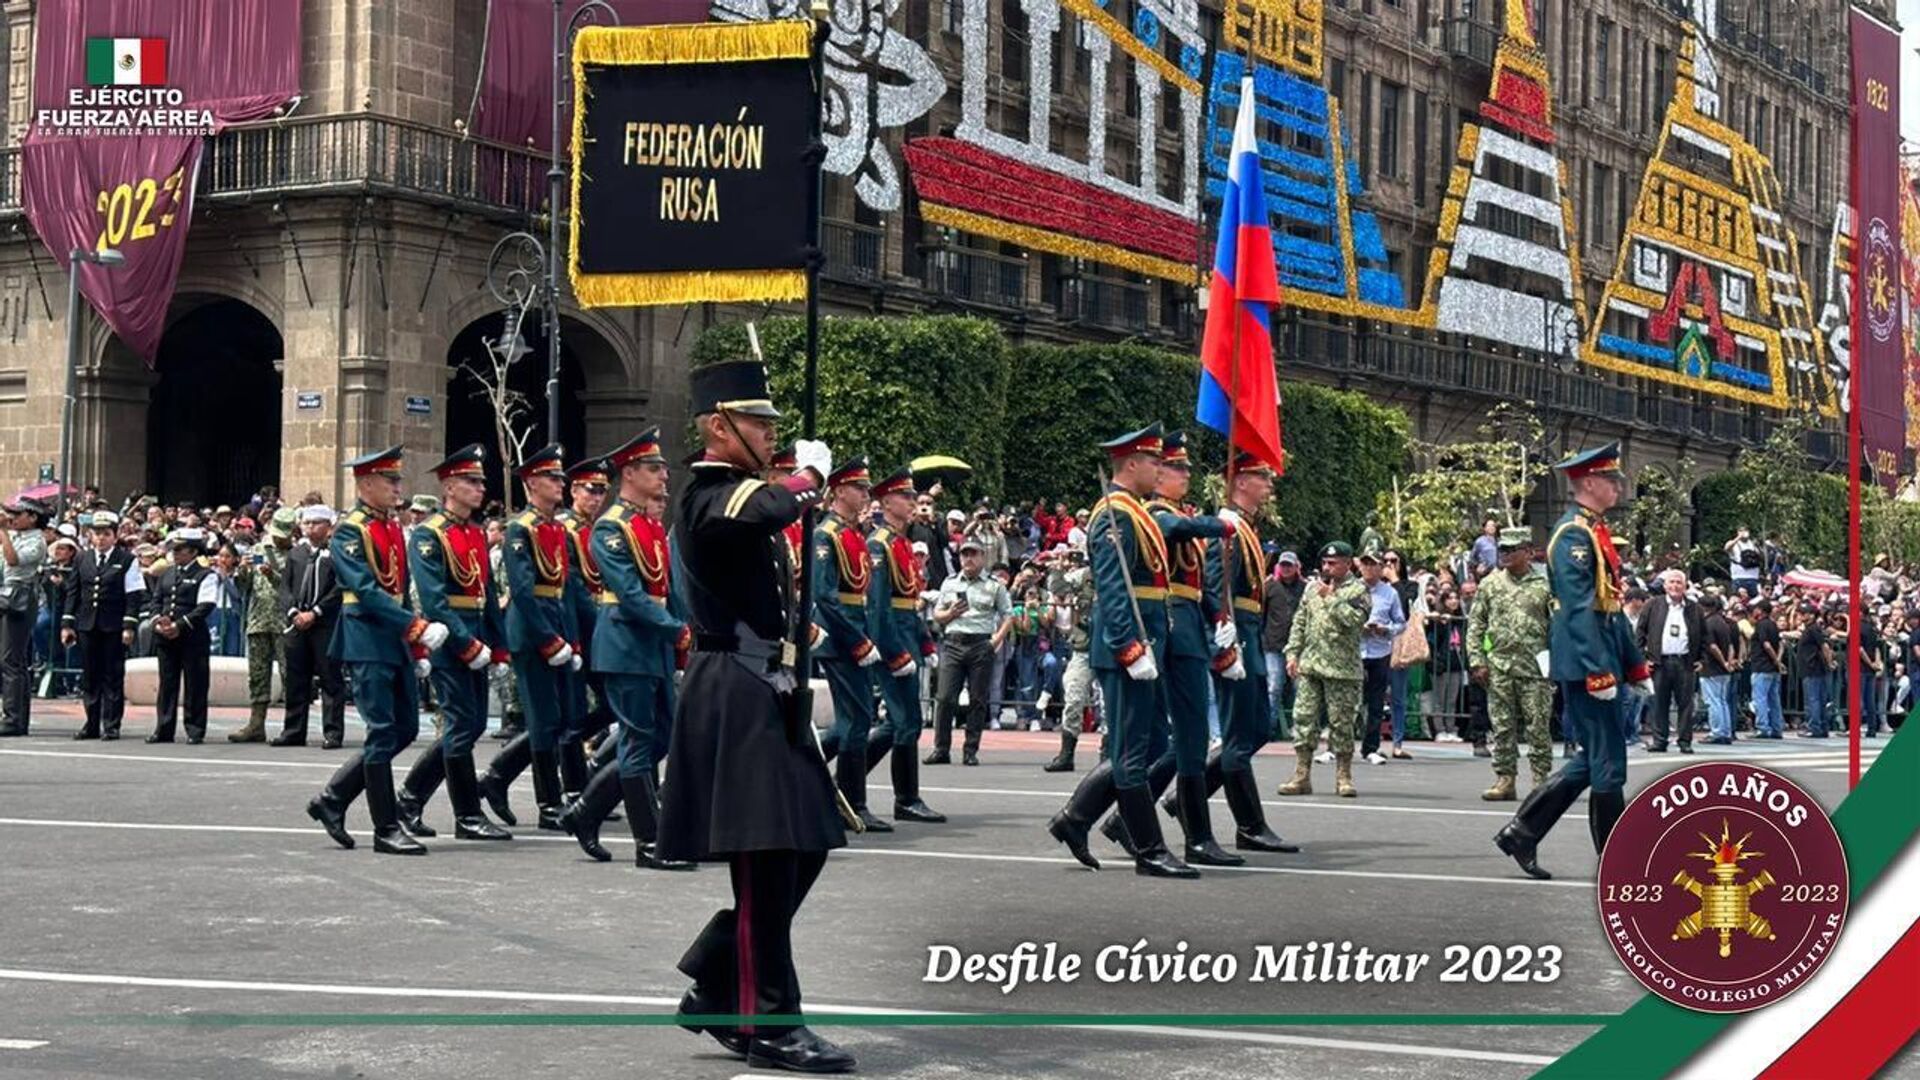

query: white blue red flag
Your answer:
[1196,74,1285,474]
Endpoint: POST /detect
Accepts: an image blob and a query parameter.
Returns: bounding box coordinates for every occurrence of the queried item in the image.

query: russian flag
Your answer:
[1196,74,1285,475]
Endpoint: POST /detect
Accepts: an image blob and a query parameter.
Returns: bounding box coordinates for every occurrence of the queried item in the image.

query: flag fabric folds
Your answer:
[1196,74,1285,474]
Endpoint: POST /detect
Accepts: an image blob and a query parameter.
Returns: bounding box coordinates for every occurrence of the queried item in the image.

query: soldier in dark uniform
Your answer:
[305,446,449,856]
[62,510,138,740]
[394,444,513,842]
[1046,424,1197,878]
[560,427,695,869]
[145,529,216,745]
[660,360,853,1074]
[810,458,892,832]
[274,506,347,748]
[1495,443,1651,879]
[860,468,945,825]
[557,456,611,800]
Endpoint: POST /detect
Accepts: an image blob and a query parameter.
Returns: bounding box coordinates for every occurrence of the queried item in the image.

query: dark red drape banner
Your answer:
[1848,7,1905,489]
[21,0,301,364]
[469,0,708,152]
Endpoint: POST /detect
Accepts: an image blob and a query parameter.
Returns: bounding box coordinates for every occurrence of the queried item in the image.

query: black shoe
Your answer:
[558,771,621,862]
[0,726,22,737]
[1116,785,1198,879]
[922,749,950,765]
[676,988,747,1059]
[1646,743,1668,753]
[1493,821,1551,880]
[307,794,355,850]
[1678,743,1694,754]
[1493,773,1581,880]
[1041,752,1075,772]
[854,806,894,833]
[477,769,518,826]
[1472,743,1491,758]
[746,1027,856,1074]
[1048,811,1100,870]
[372,827,428,855]
[396,790,437,837]
[269,734,306,747]
[637,843,696,871]
[537,805,565,832]
[1223,768,1298,853]
[185,734,203,745]
[72,728,99,741]
[961,751,979,766]
[1099,811,1140,858]
[101,731,119,741]
[144,734,173,744]
[893,799,946,824]
[365,762,427,855]
[453,816,511,840]
[322,738,343,750]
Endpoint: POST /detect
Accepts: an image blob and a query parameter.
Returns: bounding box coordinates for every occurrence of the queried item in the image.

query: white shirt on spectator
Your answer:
[1662,604,1690,655]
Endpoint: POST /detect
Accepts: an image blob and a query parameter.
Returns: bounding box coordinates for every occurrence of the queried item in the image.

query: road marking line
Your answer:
[0,1039,48,1050]
[0,967,1561,1066]
[0,816,1590,890]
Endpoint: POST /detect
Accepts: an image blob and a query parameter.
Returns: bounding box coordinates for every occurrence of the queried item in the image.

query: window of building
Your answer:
[1001,0,1027,80]
[1413,90,1430,207]
[1798,118,1812,190]
[1596,20,1612,102]
[946,0,963,34]
[1379,80,1403,179]
[1589,162,1611,242]
[1357,75,1373,180]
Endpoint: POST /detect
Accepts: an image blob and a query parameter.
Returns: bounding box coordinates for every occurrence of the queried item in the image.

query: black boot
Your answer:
[307,753,365,850]
[1041,743,1076,772]
[1223,767,1298,852]
[1175,774,1244,866]
[1493,770,1583,880]
[558,740,589,802]
[1167,747,1224,819]
[396,738,446,838]
[1100,758,1174,856]
[559,764,622,861]
[530,748,565,831]
[1115,783,1198,878]
[837,746,892,833]
[676,985,748,1058]
[863,731,892,775]
[890,747,945,823]
[445,755,512,840]
[1587,790,1626,855]
[479,733,530,825]
[623,771,695,870]
[365,762,427,855]
[1047,760,1114,870]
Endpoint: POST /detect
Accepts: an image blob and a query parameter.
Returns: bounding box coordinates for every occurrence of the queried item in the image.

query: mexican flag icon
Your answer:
[86,38,167,86]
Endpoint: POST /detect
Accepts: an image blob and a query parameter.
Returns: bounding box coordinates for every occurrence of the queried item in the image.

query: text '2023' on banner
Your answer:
[568,20,815,308]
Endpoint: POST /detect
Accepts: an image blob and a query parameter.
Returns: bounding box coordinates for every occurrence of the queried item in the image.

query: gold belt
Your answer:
[598,590,663,605]
[836,591,865,606]
[341,590,402,605]
[1131,586,1167,601]
[1168,583,1202,602]
[890,597,918,611]
[447,595,483,610]
[1233,597,1262,614]
[530,584,563,599]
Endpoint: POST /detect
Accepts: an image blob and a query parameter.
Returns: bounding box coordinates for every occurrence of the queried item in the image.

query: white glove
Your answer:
[465,649,490,672]
[569,653,584,673]
[793,438,832,483]
[1221,654,1246,681]
[419,622,449,651]
[414,658,431,679]
[547,642,575,668]
[891,660,917,679]
[1590,683,1618,702]
[1035,691,1052,711]
[926,650,940,669]
[1212,620,1237,651]
[491,661,512,677]
[856,646,881,667]
[1631,678,1654,697]
[1125,651,1159,681]
[1215,507,1242,531]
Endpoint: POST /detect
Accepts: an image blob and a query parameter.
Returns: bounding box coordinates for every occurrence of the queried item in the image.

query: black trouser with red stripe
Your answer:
[677,849,828,1034]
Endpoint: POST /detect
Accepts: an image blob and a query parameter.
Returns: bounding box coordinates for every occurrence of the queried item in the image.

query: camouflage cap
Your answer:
[1496,526,1534,550]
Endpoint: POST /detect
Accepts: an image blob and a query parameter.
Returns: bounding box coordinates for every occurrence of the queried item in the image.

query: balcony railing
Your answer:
[923,246,1028,309]
[821,218,885,284]
[1445,18,1499,70]
[1060,274,1148,332]
[0,113,551,218]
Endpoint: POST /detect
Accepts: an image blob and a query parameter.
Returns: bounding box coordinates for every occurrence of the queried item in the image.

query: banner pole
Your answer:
[1846,88,1863,791]
[792,4,829,697]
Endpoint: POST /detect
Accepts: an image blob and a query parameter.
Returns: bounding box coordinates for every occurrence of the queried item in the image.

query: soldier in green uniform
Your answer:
[557,456,612,802]
[860,468,946,823]
[1045,423,1196,879]
[1494,443,1652,880]
[229,506,297,743]
[1278,541,1369,799]
[1042,544,1096,772]
[810,458,891,832]
[1469,527,1555,801]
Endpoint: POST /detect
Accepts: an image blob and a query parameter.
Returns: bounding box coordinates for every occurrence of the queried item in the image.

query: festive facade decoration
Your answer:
[1816,202,1854,409]
[1201,0,1409,317]
[712,0,945,212]
[1418,0,1586,358]
[1902,166,1920,451]
[901,0,1208,283]
[1582,3,1834,413]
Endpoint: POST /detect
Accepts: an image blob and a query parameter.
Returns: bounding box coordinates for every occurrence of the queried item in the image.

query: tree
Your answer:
[1378,402,1547,566]
[459,329,537,515]
[1625,458,1696,560]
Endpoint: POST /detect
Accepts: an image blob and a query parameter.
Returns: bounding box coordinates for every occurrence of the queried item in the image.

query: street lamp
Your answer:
[60,247,125,525]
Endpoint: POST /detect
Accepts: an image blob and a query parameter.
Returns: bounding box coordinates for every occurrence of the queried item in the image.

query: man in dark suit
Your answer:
[275,506,347,748]
[146,529,216,744]
[61,510,139,740]
[1637,569,1705,753]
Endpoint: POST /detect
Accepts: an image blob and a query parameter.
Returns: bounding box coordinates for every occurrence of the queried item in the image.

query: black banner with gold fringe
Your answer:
[568,21,813,307]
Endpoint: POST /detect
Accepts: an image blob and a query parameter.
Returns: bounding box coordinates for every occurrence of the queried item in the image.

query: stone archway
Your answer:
[143,296,284,504]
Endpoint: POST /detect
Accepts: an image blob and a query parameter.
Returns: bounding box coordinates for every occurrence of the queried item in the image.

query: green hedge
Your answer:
[1691,469,1849,572]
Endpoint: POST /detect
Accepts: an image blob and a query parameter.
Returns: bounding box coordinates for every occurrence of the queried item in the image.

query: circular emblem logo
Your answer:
[1596,763,1847,1013]
[1864,217,1898,344]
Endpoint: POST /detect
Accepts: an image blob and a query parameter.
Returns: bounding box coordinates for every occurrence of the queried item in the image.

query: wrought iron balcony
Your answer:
[821,218,886,285]
[1059,274,1149,333]
[1444,18,1499,70]
[922,245,1028,310]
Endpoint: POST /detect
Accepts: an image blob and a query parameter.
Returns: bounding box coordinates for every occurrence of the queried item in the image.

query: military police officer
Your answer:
[1278,541,1369,798]
[1468,526,1555,801]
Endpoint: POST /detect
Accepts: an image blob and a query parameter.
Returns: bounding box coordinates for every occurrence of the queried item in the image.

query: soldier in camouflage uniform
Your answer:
[1042,546,1096,772]
[1278,541,1369,798]
[1468,527,1555,800]
[230,506,298,742]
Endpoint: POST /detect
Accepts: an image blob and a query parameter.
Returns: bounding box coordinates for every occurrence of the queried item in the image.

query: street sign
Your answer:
[404,396,432,416]
[36,463,53,483]
[295,392,322,410]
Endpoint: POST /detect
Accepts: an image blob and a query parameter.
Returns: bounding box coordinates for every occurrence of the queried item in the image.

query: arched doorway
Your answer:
[145,298,282,505]
[444,311,596,503]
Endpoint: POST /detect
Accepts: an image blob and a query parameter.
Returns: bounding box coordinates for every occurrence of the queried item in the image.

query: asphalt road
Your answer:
[0,699,1910,1080]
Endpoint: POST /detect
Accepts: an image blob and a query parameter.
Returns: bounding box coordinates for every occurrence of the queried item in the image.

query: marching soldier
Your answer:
[478,444,581,832]
[1096,431,1241,866]
[558,457,612,800]
[560,427,694,869]
[1469,527,1555,801]
[860,468,945,823]
[61,510,138,740]
[306,446,449,855]
[1495,443,1651,879]
[660,361,853,1073]
[811,457,891,832]
[1278,541,1368,798]
[1045,423,1196,879]
[1192,452,1296,850]
[393,444,514,842]
[146,529,217,745]
[1041,542,1096,772]
[230,507,297,743]
[275,506,347,748]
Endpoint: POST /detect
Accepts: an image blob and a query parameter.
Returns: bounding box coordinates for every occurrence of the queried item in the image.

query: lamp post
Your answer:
[60,247,125,525]
[543,0,618,441]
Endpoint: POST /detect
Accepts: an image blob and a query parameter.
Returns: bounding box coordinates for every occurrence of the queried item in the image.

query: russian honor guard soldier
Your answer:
[659,360,854,1074]
[811,457,892,832]
[392,444,513,841]
[1095,431,1241,866]
[1495,443,1651,879]
[61,510,138,740]
[560,427,695,870]
[1469,526,1556,801]
[1046,423,1197,879]
[145,528,217,745]
[558,456,612,799]
[1189,451,1297,850]
[306,446,450,855]
[861,468,945,824]
[1278,541,1369,798]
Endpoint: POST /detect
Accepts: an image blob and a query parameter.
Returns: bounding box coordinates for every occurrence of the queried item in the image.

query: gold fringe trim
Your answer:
[574,21,811,67]
[921,203,1199,285]
[572,268,807,309]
